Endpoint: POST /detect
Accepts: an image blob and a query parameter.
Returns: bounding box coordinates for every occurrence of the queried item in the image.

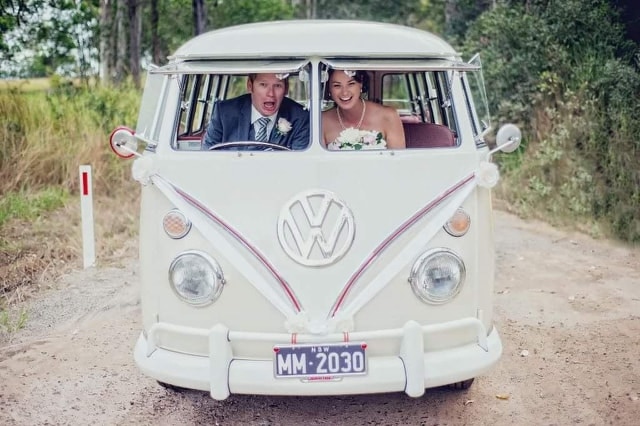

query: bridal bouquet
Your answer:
[327,128,387,151]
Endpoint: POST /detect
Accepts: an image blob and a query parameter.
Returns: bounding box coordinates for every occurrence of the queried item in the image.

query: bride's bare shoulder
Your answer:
[367,101,397,119]
[322,107,337,117]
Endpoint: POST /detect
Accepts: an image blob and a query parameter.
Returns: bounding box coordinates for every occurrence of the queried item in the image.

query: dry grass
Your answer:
[0,81,140,331]
[0,171,140,306]
[0,82,138,196]
[0,78,51,92]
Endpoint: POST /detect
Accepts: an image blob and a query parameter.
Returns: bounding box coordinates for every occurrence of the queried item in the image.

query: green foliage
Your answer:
[0,1,41,55]
[411,0,446,34]
[144,0,200,58]
[443,0,492,43]
[531,0,636,63]
[311,0,421,23]
[141,0,299,65]
[1,0,98,78]
[585,60,640,240]
[462,4,566,125]
[466,0,640,242]
[210,0,295,28]
[0,80,140,196]
[0,307,28,333]
[0,188,67,228]
[44,79,140,131]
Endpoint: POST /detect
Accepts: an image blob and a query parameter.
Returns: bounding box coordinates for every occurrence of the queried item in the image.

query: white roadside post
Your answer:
[79,165,96,269]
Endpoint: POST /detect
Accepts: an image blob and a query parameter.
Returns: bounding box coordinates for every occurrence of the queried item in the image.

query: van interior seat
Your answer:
[403,122,457,148]
[399,114,421,123]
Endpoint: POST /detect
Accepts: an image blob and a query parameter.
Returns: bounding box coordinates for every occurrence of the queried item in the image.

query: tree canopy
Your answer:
[0,0,451,79]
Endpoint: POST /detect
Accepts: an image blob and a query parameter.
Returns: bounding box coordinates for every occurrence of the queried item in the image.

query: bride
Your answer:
[322,69,406,150]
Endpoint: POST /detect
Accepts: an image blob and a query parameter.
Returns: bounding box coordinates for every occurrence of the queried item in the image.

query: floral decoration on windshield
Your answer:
[327,128,387,151]
[276,118,292,136]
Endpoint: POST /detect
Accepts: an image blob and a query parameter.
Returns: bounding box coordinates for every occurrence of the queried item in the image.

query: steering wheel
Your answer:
[208,141,292,151]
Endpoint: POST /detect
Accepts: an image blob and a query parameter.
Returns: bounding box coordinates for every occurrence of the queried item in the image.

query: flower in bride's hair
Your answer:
[344,70,356,77]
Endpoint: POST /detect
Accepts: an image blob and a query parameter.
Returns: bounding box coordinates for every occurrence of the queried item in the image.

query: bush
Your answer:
[0,80,140,197]
[0,79,142,303]
[463,0,640,242]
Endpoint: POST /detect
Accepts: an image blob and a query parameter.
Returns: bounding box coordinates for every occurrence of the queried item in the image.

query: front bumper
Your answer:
[134,318,502,400]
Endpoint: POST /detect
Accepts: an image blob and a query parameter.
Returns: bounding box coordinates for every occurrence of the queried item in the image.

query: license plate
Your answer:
[274,342,367,378]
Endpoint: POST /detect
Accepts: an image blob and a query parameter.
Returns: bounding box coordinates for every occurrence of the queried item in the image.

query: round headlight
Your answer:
[169,251,225,306]
[409,248,465,304]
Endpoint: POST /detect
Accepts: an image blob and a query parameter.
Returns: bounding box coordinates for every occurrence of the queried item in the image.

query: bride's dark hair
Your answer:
[324,68,369,100]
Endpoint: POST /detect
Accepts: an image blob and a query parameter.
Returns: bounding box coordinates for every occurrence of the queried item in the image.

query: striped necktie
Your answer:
[255,117,270,142]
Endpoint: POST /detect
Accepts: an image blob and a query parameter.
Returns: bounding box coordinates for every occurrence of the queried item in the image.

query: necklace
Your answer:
[337,99,366,130]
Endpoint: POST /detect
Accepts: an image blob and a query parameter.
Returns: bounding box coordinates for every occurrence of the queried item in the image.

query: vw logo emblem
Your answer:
[277,189,355,267]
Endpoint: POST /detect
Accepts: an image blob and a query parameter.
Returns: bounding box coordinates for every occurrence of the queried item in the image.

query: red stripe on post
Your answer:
[82,171,89,196]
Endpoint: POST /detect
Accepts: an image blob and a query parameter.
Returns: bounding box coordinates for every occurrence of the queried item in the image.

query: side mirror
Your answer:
[495,123,521,153]
[109,127,138,159]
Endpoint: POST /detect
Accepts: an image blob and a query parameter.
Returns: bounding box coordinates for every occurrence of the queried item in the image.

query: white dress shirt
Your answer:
[250,106,278,139]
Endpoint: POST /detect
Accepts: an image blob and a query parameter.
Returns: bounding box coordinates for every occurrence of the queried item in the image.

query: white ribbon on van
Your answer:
[143,169,302,319]
[327,171,484,331]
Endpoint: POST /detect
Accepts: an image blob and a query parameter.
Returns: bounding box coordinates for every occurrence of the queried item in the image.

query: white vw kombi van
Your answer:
[110,20,520,400]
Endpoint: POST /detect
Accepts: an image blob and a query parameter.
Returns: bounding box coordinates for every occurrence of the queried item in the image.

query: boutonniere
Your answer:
[276,117,292,136]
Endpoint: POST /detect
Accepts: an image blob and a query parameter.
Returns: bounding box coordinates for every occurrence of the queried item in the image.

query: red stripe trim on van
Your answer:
[330,173,476,318]
[172,185,303,313]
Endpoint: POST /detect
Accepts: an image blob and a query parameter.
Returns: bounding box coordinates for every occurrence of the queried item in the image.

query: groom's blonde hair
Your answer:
[247,73,290,92]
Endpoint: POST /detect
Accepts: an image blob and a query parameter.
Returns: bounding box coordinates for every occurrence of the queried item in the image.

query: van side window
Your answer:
[177,75,211,138]
[379,71,459,149]
[382,73,414,120]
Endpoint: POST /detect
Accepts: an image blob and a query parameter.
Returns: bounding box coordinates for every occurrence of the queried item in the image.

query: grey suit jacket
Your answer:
[202,94,310,150]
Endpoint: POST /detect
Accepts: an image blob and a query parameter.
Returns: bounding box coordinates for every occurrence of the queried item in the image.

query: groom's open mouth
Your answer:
[262,101,277,113]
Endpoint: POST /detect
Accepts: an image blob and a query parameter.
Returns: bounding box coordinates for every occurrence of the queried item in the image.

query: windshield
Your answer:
[155,58,484,152]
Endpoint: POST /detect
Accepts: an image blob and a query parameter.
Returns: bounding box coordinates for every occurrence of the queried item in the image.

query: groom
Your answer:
[202,73,309,150]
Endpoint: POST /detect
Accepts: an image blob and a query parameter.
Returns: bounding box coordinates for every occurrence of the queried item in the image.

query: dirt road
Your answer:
[1,210,639,425]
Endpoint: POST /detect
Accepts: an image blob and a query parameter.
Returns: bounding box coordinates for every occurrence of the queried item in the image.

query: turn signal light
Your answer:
[443,208,470,237]
[163,209,192,239]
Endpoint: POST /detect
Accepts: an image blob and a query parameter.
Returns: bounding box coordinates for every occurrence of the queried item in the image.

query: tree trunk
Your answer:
[128,0,142,88]
[99,0,112,83]
[150,0,162,65]
[192,0,206,36]
[444,0,460,37]
[114,0,127,84]
[304,0,317,19]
